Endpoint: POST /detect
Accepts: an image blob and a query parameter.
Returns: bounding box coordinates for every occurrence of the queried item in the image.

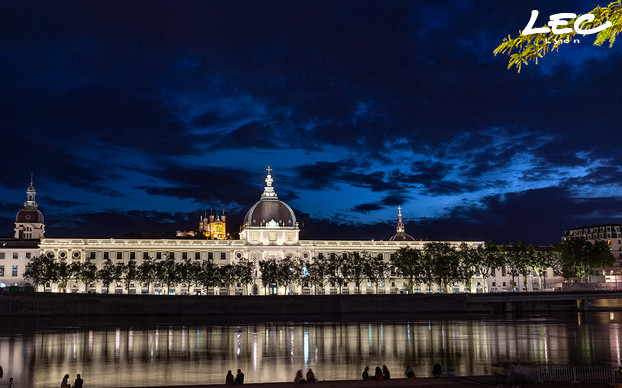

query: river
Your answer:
[0,312,620,387]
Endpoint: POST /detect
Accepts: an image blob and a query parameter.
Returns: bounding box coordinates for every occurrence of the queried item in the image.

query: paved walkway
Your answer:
[119,376,620,388]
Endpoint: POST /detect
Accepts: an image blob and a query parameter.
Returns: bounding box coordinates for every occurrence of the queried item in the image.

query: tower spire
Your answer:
[396,205,405,233]
[262,165,277,198]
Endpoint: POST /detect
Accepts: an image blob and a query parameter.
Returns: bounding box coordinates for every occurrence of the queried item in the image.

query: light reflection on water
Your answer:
[0,312,621,388]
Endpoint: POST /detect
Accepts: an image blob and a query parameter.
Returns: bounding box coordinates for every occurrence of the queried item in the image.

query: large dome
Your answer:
[16,208,44,223]
[242,167,297,229]
[243,198,297,227]
[389,232,415,241]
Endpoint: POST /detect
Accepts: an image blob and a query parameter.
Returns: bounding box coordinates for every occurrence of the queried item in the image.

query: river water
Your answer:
[0,312,621,388]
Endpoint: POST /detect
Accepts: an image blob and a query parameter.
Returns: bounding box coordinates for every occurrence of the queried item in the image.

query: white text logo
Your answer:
[522,10,612,36]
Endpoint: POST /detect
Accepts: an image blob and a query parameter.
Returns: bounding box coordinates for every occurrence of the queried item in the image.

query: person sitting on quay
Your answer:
[225,370,234,385]
[235,368,245,384]
[432,363,442,377]
[306,368,317,383]
[362,366,371,381]
[382,365,391,380]
[373,366,383,381]
[74,374,83,388]
[294,369,306,383]
[404,365,415,379]
[61,373,71,388]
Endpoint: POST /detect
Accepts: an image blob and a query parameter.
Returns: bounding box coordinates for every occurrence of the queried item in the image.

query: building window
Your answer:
[26,253,31,259]
[169,251,175,260]
[195,252,200,260]
[156,252,162,260]
[90,252,96,260]
[182,252,187,260]
[116,252,122,260]
[0,266,4,276]
[0,253,4,260]
[12,265,18,277]
[143,252,149,260]
[501,267,506,277]
[130,252,135,261]
[13,252,18,260]
[220,252,226,261]
[208,252,213,261]
[103,252,109,260]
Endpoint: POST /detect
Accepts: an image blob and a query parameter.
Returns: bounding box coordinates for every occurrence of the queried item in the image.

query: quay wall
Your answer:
[0,292,581,318]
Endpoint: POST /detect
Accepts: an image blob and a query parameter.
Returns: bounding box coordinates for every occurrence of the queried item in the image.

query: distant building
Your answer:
[1,178,44,289]
[14,176,45,239]
[177,211,228,239]
[389,205,415,241]
[564,224,622,266]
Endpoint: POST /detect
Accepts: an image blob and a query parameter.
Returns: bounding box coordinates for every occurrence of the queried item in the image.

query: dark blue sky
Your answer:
[1,1,621,245]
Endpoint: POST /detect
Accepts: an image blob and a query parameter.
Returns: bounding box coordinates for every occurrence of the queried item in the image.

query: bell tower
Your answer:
[14,175,45,239]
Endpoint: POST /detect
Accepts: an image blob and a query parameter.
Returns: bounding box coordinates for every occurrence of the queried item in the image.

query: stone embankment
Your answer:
[0,292,584,319]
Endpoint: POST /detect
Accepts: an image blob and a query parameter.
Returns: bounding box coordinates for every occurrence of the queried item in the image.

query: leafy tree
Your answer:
[199,258,219,295]
[155,253,178,294]
[56,261,72,293]
[235,259,254,295]
[177,257,201,294]
[70,259,98,292]
[343,251,368,293]
[97,258,116,294]
[137,256,157,294]
[426,242,461,293]
[306,256,327,294]
[456,244,481,292]
[122,259,138,292]
[529,246,554,291]
[23,254,57,291]
[258,258,280,295]
[363,254,387,293]
[326,253,347,293]
[502,242,531,291]
[494,2,622,72]
[218,264,237,294]
[419,246,437,293]
[390,247,421,293]
[552,238,614,280]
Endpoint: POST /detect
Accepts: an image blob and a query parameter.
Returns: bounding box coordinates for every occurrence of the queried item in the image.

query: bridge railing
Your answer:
[509,363,622,386]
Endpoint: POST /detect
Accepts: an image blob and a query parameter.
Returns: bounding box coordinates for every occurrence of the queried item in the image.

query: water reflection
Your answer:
[0,313,620,388]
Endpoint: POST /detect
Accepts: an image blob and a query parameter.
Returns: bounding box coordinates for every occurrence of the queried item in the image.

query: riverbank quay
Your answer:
[117,376,617,388]
[4,291,619,318]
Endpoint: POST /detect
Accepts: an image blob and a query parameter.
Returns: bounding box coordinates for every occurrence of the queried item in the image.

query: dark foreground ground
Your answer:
[118,376,619,388]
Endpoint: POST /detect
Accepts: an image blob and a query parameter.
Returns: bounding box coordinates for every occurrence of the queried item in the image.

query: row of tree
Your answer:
[23,239,613,294]
[24,254,254,294]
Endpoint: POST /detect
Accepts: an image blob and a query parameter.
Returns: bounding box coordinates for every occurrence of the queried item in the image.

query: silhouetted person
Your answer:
[61,374,70,388]
[404,365,415,379]
[306,368,317,383]
[235,369,245,384]
[74,374,83,388]
[362,366,370,380]
[294,369,306,383]
[374,366,383,380]
[433,364,442,377]
[382,365,390,380]
[8,377,14,388]
[0,365,3,378]
[225,370,234,385]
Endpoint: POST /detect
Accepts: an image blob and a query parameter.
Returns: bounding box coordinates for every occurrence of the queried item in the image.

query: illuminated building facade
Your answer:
[1,179,43,289]
[564,224,622,265]
[36,168,482,295]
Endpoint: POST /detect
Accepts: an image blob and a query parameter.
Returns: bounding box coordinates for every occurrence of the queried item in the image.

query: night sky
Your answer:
[2,1,621,245]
